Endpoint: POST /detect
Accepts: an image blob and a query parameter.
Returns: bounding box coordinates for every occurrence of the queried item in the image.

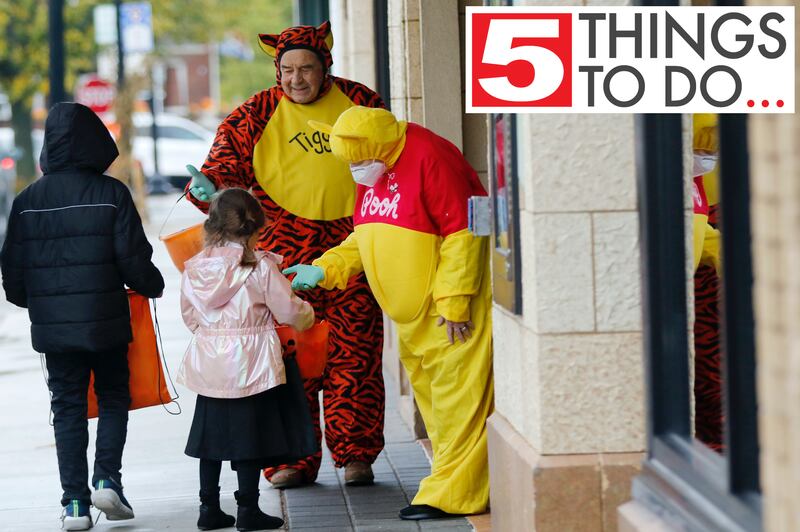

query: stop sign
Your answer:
[75,74,116,114]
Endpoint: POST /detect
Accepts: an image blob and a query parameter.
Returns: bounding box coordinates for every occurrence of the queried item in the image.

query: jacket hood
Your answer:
[184,245,256,309]
[40,102,119,174]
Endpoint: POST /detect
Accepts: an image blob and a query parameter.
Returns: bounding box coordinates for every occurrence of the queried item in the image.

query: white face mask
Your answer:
[350,160,386,187]
[693,154,718,176]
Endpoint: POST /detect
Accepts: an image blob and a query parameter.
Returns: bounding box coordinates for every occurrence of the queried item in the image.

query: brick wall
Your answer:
[748,3,800,530]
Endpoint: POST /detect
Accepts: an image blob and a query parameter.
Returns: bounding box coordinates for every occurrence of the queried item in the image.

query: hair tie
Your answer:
[240,219,255,235]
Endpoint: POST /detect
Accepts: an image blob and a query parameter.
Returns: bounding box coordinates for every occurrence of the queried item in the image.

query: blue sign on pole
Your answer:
[120,2,153,53]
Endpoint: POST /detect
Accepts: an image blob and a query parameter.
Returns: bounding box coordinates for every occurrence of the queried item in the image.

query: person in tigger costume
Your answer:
[284,106,494,520]
[185,21,385,488]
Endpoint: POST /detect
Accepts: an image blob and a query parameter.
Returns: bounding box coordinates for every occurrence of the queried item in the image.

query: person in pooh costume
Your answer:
[692,113,721,276]
[283,106,494,520]
[184,22,386,488]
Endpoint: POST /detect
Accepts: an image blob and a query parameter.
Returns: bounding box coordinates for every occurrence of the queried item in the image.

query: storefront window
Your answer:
[489,114,522,314]
[633,109,761,530]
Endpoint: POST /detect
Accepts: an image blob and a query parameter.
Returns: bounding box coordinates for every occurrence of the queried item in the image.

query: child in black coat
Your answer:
[0,103,164,530]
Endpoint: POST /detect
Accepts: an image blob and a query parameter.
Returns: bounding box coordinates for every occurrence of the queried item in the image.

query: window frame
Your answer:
[295,0,329,26]
[632,102,762,530]
[488,112,522,314]
[373,0,391,109]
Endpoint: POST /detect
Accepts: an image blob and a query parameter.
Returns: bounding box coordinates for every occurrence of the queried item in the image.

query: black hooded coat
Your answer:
[0,103,164,353]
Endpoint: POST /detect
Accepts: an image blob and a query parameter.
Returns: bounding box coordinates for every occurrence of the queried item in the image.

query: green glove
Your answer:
[186,164,217,202]
[282,264,324,290]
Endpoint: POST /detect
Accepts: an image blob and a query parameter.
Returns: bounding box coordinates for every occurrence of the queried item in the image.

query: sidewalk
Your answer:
[0,192,476,531]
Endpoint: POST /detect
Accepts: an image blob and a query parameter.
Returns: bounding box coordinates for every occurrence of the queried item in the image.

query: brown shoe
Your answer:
[269,468,304,489]
[344,461,374,486]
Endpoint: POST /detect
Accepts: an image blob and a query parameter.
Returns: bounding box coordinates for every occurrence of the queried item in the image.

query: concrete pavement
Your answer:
[0,192,474,531]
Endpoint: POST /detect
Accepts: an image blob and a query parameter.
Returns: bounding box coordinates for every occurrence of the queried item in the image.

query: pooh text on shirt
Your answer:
[360,188,400,220]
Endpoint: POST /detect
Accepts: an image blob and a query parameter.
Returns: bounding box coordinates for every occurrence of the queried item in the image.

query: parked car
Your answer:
[1,113,215,199]
[0,133,19,245]
[132,113,215,190]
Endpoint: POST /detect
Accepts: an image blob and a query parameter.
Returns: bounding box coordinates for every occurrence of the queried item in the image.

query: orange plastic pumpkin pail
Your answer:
[160,222,204,273]
[277,321,330,379]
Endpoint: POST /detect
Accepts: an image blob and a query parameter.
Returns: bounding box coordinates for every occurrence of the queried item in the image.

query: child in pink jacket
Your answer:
[178,188,317,531]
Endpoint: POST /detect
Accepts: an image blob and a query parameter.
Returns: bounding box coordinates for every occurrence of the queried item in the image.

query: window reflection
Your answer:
[493,115,510,249]
[691,113,724,453]
[489,112,521,314]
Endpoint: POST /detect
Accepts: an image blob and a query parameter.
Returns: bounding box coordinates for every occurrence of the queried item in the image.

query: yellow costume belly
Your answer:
[693,213,721,274]
[354,224,440,324]
[253,85,357,221]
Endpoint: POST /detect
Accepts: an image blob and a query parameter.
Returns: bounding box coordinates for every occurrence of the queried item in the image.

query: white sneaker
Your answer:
[62,515,92,531]
[91,478,134,521]
[61,500,92,531]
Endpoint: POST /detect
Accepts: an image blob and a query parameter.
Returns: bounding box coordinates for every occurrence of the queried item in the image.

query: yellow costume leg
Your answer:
[396,274,494,515]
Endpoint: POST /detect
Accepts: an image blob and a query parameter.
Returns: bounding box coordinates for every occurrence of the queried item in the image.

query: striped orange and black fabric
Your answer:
[693,204,723,453]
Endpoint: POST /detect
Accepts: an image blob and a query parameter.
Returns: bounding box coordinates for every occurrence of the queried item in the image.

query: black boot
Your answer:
[234,490,284,531]
[198,487,236,530]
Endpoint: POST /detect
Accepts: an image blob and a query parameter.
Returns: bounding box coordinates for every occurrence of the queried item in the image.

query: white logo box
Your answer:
[466,6,795,114]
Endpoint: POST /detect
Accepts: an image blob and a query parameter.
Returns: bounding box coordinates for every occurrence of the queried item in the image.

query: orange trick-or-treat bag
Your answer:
[87,292,171,418]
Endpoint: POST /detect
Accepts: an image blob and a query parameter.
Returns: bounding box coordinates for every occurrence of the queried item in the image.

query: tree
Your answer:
[149,0,292,112]
[0,1,48,184]
[212,0,292,111]
[0,0,104,185]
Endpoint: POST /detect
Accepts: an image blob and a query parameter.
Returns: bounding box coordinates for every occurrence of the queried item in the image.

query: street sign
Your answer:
[120,2,154,53]
[93,4,117,46]
[75,75,116,114]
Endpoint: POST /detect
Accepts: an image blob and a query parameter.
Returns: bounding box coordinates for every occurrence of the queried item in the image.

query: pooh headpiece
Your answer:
[308,106,408,167]
[258,21,334,82]
[693,113,719,153]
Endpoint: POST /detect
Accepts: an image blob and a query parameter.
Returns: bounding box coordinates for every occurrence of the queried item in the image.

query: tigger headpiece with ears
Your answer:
[258,21,334,83]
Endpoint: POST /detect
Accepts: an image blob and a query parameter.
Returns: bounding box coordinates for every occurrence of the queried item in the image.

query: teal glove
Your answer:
[186,164,217,202]
[282,264,324,290]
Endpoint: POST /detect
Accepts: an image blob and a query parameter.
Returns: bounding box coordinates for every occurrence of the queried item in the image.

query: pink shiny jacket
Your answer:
[177,243,314,399]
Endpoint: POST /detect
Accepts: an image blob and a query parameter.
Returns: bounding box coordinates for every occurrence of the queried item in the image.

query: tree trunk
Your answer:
[113,77,148,222]
[10,100,36,187]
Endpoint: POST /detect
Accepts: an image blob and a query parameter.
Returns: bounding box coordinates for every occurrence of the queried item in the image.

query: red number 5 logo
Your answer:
[470,13,572,108]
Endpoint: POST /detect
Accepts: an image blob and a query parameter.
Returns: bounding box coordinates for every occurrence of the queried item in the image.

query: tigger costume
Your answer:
[185,22,385,482]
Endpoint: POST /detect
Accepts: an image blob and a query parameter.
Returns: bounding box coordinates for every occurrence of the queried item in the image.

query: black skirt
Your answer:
[185,357,318,468]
